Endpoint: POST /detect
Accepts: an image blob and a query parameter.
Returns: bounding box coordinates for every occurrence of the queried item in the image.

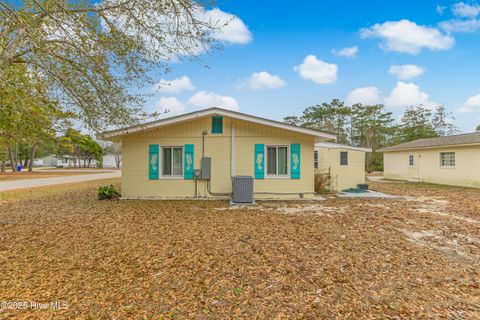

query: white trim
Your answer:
[265,144,290,178]
[160,146,183,178]
[98,107,336,141]
[315,142,371,152]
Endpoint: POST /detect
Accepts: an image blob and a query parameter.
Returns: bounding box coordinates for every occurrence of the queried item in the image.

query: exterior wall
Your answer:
[316,147,366,191]
[383,145,480,188]
[121,116,315,199]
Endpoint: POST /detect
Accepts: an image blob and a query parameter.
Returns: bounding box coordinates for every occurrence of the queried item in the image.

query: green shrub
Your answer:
[98,184,120,200]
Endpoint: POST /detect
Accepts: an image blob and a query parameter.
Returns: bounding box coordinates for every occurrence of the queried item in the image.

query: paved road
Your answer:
[0,171,121,192]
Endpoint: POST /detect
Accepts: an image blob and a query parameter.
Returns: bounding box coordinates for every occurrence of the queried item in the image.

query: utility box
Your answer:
[201,157,211,180]
[194,169,201,180]
[232,176,254,204]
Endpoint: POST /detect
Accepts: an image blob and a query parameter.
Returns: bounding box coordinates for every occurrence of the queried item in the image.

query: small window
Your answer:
[440,152,455,167]
[211,116,223,134]
[314,151,319,169]
[267,146,288,176]
[162,147,183,176]
[409,155,414,166]
[340,151,348,166]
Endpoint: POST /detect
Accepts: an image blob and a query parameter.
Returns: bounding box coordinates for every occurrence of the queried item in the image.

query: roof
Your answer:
[315,142,372,152]
[97,107,337,142]
[379,132,480,152]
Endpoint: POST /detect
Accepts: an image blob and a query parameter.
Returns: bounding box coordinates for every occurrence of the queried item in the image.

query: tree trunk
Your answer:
[28,143,38,172]
[6,143,17,172]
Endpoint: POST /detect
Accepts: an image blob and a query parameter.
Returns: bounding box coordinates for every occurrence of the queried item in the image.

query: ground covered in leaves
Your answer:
[0,179,479,319]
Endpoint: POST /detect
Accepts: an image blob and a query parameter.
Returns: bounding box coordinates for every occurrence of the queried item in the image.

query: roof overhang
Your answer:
[97,107,337,143]
[379,142,480,153]
[315,142,371,152]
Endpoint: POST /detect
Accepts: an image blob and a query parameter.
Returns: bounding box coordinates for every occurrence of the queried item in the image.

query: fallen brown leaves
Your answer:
[0,179,479,319]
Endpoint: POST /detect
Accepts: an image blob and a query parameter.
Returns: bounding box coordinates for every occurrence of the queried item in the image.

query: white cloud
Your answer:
[439,18,480,32]
[345,87,382,106]
[293,55,338,84]
[332,46,358,58]
[452,2,480,18]
[388,64,426,80]
[360,19,454,54]
[153,76,195,93]
[101,5,251,62]
[156,97,186,115]
[456,93,480,113]
[385,81,433,108]
[188,91,239,110]
[436,5,446,14]
[247,71,285,90]
[204,8,252,44]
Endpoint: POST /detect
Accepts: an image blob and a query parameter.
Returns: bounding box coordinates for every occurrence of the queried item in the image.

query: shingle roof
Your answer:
[379,132,480,152]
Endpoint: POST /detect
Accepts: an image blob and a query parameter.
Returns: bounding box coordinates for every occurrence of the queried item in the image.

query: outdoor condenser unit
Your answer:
[232,176,254,204]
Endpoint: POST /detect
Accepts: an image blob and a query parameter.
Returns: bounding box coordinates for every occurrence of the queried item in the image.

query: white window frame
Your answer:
[409,155,414,166]
[314,150,319,169]
[160,146,184,179]
[440,152,455,168]
[265,145,290,178]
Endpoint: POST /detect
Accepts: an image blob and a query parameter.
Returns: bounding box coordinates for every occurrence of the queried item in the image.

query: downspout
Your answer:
[230,123,235,177]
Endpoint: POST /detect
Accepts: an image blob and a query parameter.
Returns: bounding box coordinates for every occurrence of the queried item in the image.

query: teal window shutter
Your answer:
[184,144,194,179]
[290,143,300,179]
[254,144,265,179]
[211,116,223,134]
[149,144,159,180]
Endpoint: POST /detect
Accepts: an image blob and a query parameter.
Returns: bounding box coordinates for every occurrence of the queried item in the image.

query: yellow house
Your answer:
[314,142,371,191]
[379,132,480,188]
[98,107,336,200]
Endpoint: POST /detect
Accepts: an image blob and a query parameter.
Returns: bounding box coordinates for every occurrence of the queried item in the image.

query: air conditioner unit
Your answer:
[231,176,254,204]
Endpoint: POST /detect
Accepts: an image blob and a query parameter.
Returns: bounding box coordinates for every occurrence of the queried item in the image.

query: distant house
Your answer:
[34,155,72,167]
[315,142,371,191]
[379,132,480,188]
[98,107,336,200]
[103,153,121,168]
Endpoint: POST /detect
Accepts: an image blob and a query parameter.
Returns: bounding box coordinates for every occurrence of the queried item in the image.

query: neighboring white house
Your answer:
[315,142,371,191]
[103,152,121,168]
[34,155,73,167]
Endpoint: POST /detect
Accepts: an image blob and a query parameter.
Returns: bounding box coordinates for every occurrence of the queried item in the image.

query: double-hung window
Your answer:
[162,146,183,176]
[409,155,414,166]
[267,145,288,176]
[440,152,455,167]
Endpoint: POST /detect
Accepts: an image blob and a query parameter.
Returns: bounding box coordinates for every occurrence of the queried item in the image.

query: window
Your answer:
[340,151,348,165]
[440,152,455,167]
[211,116,223,134]
[409,155,414,166]
[162,147,183,176]
[314,151,319,169]
[267,146,288,176]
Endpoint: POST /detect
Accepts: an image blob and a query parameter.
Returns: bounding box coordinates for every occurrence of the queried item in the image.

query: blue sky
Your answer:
[148,0,480,132]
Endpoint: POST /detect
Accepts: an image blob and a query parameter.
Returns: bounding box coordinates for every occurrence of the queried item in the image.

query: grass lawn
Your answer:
[0,179,479,319]
[0,171,101,181]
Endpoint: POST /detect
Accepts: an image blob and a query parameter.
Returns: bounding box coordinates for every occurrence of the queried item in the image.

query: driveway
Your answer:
[0,171,121,191]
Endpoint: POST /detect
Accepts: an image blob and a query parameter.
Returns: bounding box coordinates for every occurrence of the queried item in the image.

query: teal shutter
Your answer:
[254,144,265,179]
[149,144,159,180]
[290,143,300,179]
[211,116,223,134]
[184,144,194,179]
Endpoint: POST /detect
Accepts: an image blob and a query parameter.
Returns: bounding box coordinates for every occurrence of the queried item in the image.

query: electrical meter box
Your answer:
[201,157,211,180]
